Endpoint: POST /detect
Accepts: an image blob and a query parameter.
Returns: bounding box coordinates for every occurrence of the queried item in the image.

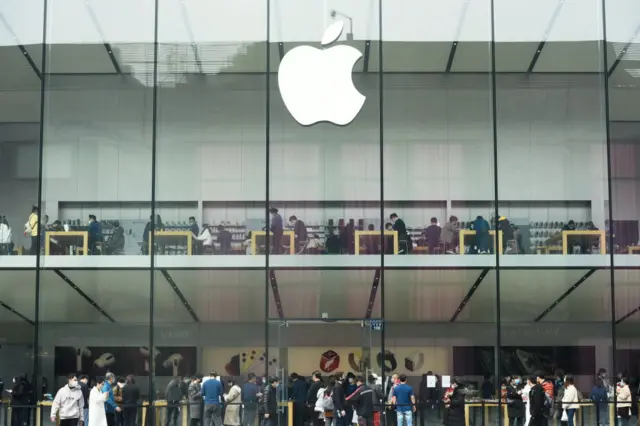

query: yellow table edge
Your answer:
[354,230,399,255]
[251,230,295,255]
[561,230,606,255]
[150,231,193,256]
[459,230,503,255]
[45,231,88,256]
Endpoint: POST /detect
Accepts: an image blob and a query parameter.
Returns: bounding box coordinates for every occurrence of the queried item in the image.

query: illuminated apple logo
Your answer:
[278,21,365,126]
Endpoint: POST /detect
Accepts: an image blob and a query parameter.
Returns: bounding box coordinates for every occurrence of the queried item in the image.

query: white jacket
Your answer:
[196,228,213,246]
[562,385,579,410]
[52,384,85,421]
[0,224,11,244]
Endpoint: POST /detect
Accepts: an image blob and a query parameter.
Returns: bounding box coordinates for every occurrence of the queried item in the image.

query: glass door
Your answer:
[269,319,383,426]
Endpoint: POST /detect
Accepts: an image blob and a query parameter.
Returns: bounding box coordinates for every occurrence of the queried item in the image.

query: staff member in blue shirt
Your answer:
[202,372,223,426]
[242,373,262,426]
[103,373,121,426]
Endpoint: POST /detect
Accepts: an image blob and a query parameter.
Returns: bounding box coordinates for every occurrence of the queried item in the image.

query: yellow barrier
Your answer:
[561,230,606,255]
[354,230,399,255]
[251,230,295,255]
[45,231,88,256]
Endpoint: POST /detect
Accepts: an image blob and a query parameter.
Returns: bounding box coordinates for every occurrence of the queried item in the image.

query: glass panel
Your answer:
[268,0,382,267]
[154,0,267,264]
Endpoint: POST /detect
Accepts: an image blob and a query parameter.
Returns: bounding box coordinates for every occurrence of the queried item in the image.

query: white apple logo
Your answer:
[278,20,365,126]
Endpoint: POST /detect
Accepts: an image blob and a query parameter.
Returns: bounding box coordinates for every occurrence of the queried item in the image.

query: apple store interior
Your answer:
[1,0,640,425]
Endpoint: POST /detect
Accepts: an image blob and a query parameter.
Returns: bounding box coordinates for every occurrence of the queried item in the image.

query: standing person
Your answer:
[385,374,399,426]
[561,376,578,426]
[291,373,308,426]
[390,213,411,254]
[27,206,39,255]
[445,380,465,426]
[104,220,125,255]
[289,216,308,253]
[51,374,85,426]
[344,373,357,426]
[113,377,125,426]
[616,376,632,426]
[11,375,29,426]
[391,375,415,426]
[202,372,224,426]
[122,375,140,426]
[473,215,490,254]
[481,374,495,400]
[368,375,383,426]
[424,218,442,254]
[103,373,121,426]
[269,207,283,255]
[346,376,373,426]
[79,375,91,426]
[88,215,103,254]
[332,374,347,426]
[507,376,525,426]
[89,377,108,426]
[522,377,533,426]
[529,373,548,426]
[223,379,242,426]
[441,216,459,254]
[188,375,203,426]
[242,373,261,426]
[308,372,324,426]
[590,377,609,426]
[262,377,280,426]
[165,376,184,426]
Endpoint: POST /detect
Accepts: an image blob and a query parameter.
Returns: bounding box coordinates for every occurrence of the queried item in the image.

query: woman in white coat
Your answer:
[89,377,108,426]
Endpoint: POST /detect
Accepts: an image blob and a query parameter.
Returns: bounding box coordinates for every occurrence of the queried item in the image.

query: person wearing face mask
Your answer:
[507,376,525,426]
[51,374,85,426]
[446,379,466,426]
[113,377,125,426]
[616,376,632,426]
[561,375,579,426]
[89,377,108,426]
[307,372,324,426]
[79,376,91,426]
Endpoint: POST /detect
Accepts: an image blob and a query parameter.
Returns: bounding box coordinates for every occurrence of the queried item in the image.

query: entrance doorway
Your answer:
[268,319,384,426]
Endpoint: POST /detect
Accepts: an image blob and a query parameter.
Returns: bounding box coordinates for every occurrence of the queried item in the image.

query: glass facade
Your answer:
[1,0,640,425]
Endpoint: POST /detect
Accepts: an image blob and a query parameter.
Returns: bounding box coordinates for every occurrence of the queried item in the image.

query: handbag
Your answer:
[352,411,358,424]
[561,410,568,422]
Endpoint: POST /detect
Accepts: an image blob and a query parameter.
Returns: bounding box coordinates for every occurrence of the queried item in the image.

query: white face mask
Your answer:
[70,380,78,388]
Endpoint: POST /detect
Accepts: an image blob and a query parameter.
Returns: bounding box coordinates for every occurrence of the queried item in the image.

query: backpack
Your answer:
[322,392,335,411]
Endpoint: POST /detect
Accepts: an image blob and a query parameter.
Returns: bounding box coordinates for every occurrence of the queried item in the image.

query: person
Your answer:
[243,232,253,255]
[122,375,139,426]
[390,213,411,254]
[289,216,308,252]
[269,207,283,254]
[391,374,415,426]
[496,216,513,253]
[481,374,494,399]
[165,377,183,426]
[529,373,548,426]
[27,205,39,255]
[446,379,465,426]
[332,373,347,426]
[424,217,441,254]
[552,371,565,422]
[590,376,609,426]
[561,375,578,426]
[102,373,121,426]
[441,380,454,426]
[522,377,533,426]
[473,215,490,254]
[79,375,90,426]
[88,377,107,426]
[0,216,13,254]
[189,217,200,237]
[308,372,324,426]
[142,215,163,254]
[11,375,29,426]
[217,225,232,254]
[441,216,459,254]
[418,372,439,426]
[113,377,125,426]
[617,376,632,426]
[262,377,280,426]
[242,373,261,426]
[202,372,224,426]
[385,374,399,426]
[196,225,214,253]
[345,376,373,426]
[323,377,337,426]
[291,373,309,426]
[507,376,525,426]
[223,379,241,426]
[105,221,125,254]
[344,373,357,426]
[368,375,383,426]
[88,215,103,254]
[188,374,203,426]
[51,373,85,426]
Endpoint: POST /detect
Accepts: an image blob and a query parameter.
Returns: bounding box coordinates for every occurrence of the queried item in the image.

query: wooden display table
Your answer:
[562,230,606,254]
[628,246,640,254]
[354,230,399,255]
[251,230,295,255]
[151,231,194,255]
[45,231,88,255]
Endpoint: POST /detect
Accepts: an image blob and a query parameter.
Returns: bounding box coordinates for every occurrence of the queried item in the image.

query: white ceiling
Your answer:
[1,268,639,324]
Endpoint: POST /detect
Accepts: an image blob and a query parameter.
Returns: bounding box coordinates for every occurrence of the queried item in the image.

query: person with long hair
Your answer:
[89,377,108,426]
[616,376,632,426]
[223,379,242,426]
[561,375,579,426]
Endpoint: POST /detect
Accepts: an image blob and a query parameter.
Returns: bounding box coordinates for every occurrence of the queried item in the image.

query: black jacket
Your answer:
[262,385,278,415]
[307,380,323,405]
[529,384,546,418]
[123,383,141,406]
[506,385,525,419]
[446,389,466,426]
[166,379,184,402]
[332,382,346,411]
[108,226,125,250]
[79,382,90,407]
[346,385,373,419]
[292,379,308,404]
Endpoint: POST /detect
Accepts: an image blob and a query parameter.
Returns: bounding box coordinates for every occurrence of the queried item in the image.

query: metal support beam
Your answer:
[445,0,470,73]
[450,268,490,322]
[0,300,35,325]
[616,303,640,324]
[527,0,565,73]
[84,4,123,74]
[177,1,204,74]
[534,269,596,322]
[278,42,285,61]
[269,270,284,319]
[445,42,459,72]
[160,270,199,322]
[608,24,640,77]
[365,269,381,318]
[363,40,371,72]
[53,270,115,322]
[0,14,42,79]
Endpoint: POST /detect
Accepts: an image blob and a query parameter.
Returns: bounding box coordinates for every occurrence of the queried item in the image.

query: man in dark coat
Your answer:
[446,380,466,426]
[188,375,203,426]
[289,216,308,253]
[390,213,412,254]
[529,373,548,426]
[345,377,373,426]
[290,373,308,426]
[507,377,525,426]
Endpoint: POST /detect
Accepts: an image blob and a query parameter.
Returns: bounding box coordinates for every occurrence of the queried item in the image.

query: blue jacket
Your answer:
[202,378,223,405]
[102,382,117,413]
[291,379,308,404]
[590,385,608,403]
[88,221,102,244]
